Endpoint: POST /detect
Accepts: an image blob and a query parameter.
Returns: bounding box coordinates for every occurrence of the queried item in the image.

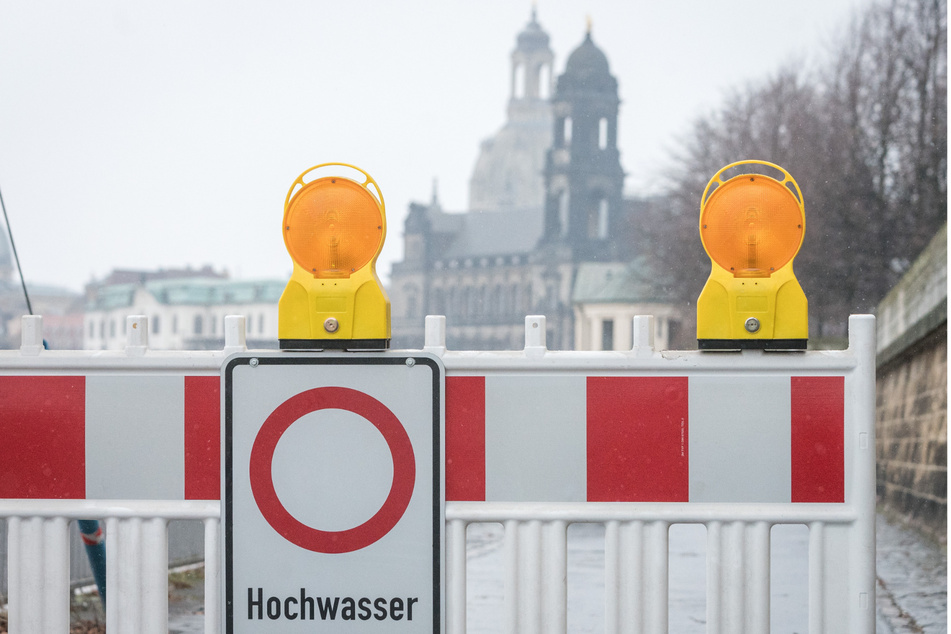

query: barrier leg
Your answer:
[447,519,467,634]
[7,516,70,634]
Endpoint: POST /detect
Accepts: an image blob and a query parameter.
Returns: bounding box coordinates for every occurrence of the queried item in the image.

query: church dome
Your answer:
[516,10,550,51]
[558,31,617,93]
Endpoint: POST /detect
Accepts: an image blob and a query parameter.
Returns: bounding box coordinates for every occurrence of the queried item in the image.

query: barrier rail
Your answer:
[0,313,876,633]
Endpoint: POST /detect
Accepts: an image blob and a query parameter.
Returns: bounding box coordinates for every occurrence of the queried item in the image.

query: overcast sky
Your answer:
[0,0,870,294]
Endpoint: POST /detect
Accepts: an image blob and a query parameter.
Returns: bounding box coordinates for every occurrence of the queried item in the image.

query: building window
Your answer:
[259,314,265,335]
[559,190,570,236]
[404,285,420,318]
[89,321,95,339]
[466,287,478,319]
[513,63,525,99]
[598,199,609,239]
[564,117,572,145]
[539,63,550,99]
[602,319,614,351]
[588,198,610,239]
[109,320,116,339]
[450,288,461,316]
[194,315,203,336]
[152,315,160,335]
[599,117,608,150]
[172,315,178,334]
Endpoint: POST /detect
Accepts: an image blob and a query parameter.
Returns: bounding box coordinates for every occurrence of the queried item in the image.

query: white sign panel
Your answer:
[223,352,444,633]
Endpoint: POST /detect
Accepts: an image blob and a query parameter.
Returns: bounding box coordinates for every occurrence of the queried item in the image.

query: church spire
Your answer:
[542,27,624,258]
[510,7,553,103]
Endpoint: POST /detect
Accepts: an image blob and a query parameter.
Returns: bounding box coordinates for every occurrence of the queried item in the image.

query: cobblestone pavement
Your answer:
[875,514,947,633]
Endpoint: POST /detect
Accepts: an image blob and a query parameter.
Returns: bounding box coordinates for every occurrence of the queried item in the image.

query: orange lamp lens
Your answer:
[283,177,384,278]
[701,176,803,277]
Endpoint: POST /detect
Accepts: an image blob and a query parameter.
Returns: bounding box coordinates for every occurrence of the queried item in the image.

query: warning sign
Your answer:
[223,352,444,633]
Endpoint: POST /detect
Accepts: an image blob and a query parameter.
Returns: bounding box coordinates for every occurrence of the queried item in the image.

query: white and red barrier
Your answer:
[0,313,877,633]
[445,374,845,504]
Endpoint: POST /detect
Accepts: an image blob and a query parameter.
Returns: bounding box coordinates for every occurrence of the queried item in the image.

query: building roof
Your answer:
[87,277,285,311]
[558,31,617,94]
[468,115,552,211]
[572,258,676,304]
[437,206,545,259]
[516,9,550,51]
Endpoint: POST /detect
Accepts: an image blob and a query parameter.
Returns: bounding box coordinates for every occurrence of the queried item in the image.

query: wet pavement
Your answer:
[875,514,947,633]
[168,513,946,632]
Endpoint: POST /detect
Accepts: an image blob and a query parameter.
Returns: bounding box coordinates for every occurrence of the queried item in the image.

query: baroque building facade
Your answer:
[83,267,283,350]
[389,13,679,351]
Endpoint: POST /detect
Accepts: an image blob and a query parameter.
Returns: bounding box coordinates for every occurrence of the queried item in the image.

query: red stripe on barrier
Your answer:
[445,376,486,501]
[791,376,845,503]
[0,376,86,498]
[184,376,220,500]
[587,377,689,502]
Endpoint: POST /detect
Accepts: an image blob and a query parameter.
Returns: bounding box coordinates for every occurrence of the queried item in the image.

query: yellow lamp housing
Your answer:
[697,160,808,350]
[278,163,391,350]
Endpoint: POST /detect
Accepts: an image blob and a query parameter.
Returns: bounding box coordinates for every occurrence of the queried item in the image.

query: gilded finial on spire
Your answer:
[586,14,592,35]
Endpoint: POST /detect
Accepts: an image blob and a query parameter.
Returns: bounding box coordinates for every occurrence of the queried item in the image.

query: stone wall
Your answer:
[875,225,947,544]
[876,326,947,542]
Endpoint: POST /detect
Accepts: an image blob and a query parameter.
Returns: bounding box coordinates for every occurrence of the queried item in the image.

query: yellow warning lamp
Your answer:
[278,163,390,349]
[697,160,807,350]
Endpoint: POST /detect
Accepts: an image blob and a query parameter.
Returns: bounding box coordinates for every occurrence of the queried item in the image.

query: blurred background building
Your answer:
[82,267,283,350]
[388,12,683,351]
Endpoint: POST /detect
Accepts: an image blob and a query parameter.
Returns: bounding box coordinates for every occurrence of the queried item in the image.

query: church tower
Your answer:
[541,25,624,260]
[468,10,554,212]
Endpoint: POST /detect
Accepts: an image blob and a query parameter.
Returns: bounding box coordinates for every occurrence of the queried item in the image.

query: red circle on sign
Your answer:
[249,387,416,554]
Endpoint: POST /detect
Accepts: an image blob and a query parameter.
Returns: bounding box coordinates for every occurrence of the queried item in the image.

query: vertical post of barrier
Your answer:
[425,315,448,356]
[8,516,70,633]
[224,315,247,354]
[542,520,567,634]
[645,521,669,634]
[504,519,520,633]
[808,521,825,631]
[125,315,148,356]
[604,521,622,633]
[446,518,467,634]
[20,315,43,356]
[631,315,655,357]
[204,517,221,634]
[748,521,771,632]
[142,517,169,634]
[524,316,546,357]
[849,315,877,632]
